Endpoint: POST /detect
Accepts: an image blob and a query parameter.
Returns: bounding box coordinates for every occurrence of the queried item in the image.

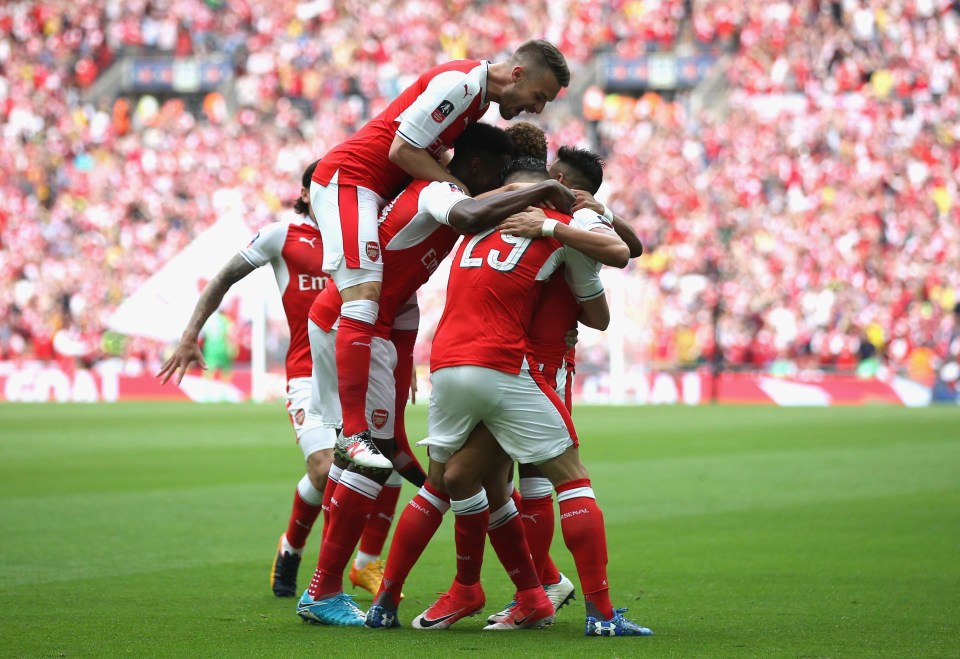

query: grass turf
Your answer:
[1,403,958,658]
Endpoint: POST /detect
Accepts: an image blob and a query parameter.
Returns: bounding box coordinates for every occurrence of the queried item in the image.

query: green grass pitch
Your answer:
[1,402,958,657]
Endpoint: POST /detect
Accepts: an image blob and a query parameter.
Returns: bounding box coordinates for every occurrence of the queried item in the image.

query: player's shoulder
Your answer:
[572,207,612,230]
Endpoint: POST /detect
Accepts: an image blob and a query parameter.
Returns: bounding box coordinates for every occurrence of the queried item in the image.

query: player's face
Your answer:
[499,66,561,120]
[461,154,513,196]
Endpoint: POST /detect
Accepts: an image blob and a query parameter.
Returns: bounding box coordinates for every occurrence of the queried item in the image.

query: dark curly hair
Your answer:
[506,122,548,161]
[294,160,320,216]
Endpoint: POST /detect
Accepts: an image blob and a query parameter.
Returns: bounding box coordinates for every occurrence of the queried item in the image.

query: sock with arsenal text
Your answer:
[556,477,614,620]
[356,470,402,566]
[450,490,489,587]
[307,469,382,600]
[374,483,450,609]
[320,463,343,543]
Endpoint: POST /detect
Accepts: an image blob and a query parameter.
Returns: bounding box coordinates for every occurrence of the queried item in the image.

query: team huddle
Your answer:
[158,40,652,637]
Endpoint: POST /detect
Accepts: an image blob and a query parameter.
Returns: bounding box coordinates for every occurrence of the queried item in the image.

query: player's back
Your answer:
[312,60,489,200]
[431,208,572,375]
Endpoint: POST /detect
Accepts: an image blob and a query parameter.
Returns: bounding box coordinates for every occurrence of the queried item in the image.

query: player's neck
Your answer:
[485,61,511,103]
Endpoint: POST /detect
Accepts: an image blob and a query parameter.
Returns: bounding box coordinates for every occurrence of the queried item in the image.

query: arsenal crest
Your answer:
[365,241,381,262]
[371,408,389,429]
[293,408,305,425]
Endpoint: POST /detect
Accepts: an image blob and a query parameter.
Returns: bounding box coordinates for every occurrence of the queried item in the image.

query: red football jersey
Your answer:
[430,208,575,375]
[528,267,580,370]
[312,60,491,200]
[308,179,469,336]
[239,219,329,379]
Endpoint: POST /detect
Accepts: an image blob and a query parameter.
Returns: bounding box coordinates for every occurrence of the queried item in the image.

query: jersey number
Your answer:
[459,229,532,272]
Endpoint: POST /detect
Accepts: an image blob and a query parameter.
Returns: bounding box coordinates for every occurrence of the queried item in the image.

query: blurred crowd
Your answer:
[1,0,958,387]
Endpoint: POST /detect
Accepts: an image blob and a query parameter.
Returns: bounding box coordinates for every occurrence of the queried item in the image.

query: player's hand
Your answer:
[410,368,418,405]
[572,189,604,214]
[498,207,548,238]
[157,342,206,385]
[539,179,575,213]
[564,327,579,350]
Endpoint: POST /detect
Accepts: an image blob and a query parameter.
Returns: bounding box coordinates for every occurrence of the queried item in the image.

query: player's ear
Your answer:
[511,65,524,83]
[300,186,309,203]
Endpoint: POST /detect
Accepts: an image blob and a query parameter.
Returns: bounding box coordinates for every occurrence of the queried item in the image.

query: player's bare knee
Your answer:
[339,280,381,302]
[306,448,333,487]
[426,459,447,492]
[443,460,483,500]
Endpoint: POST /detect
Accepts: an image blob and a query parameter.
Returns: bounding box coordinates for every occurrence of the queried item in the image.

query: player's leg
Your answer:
[404,366,489,630]
[298,335,397,625]
[293,320,365,626]
[272,326,341,597]
[533,447,652,636]
[349,469,402,596]
[366,457,449,629]
[517,462,575,611]
[311,179,390,469]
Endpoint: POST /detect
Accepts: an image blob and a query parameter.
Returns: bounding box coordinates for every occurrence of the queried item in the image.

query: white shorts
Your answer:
[302,320,342,458]
[367,336,398,440]
[310,174,386,289]
[419,362,576,465]
[307,320,399,443]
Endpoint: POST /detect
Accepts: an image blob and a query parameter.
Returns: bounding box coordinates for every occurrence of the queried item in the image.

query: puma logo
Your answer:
[462,83,472,98]
[299,236,317,248]
[521,513,541,524]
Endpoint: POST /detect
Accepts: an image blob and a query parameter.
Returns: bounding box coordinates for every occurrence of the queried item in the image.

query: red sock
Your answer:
[359,483,401,556]
[451,491,489,587]
[488,501,540,592]
[308,472,380,599]
[336,316,373,436]
[519,494,558,585]
[377,483,449,608]
[284,488,323,550]
[556,478,614,619]
[320,466,341,544]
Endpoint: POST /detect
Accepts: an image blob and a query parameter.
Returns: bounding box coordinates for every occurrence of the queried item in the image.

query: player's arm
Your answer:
[157,254,255,385]
[578,295,610,331]
[573,190,643,258]
[391,69,483,194]
[498,207,630,268]
[389,137,471,194]
[564,244,610,330]
[426,180,574,234]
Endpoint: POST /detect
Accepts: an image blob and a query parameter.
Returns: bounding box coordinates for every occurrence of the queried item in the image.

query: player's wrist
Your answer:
[541,218,559,237]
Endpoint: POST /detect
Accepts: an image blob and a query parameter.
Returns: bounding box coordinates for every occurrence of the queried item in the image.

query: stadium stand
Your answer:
[1,0,958,392]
